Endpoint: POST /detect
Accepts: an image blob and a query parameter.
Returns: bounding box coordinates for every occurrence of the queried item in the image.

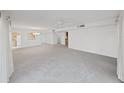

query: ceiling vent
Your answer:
[79,25,85,27]
[77,24,85,28]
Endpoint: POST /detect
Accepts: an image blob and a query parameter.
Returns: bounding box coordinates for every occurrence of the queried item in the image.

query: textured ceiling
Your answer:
[8,10,119,31]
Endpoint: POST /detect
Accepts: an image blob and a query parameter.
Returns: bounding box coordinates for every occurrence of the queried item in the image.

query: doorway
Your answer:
[65,32,68,47]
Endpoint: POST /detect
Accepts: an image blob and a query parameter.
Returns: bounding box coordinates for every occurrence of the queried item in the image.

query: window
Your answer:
[27,32,40,40]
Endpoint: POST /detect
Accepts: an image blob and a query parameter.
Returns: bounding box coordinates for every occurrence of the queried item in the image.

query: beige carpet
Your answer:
[9,44,121,83]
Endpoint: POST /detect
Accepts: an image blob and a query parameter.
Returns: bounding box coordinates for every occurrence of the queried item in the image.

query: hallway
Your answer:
[9,44,120,83]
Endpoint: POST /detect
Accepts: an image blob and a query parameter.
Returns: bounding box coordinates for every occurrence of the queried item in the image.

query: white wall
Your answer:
[68,21,118,58]
[0,11,13,82]
[12,29,62,48]
[20,31,42,47]
[44,32,55,44]
[12,29,46,48]
[12,29,66,47]
[43,31,65,45]
[52,31,65,45]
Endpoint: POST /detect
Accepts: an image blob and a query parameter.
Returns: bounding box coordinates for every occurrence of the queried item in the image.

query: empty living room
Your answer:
[1,0,124,93]
[0,10,124,83]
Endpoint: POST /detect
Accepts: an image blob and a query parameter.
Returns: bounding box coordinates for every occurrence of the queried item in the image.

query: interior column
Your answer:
[0,11,13,82]
[117,12,124,82]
